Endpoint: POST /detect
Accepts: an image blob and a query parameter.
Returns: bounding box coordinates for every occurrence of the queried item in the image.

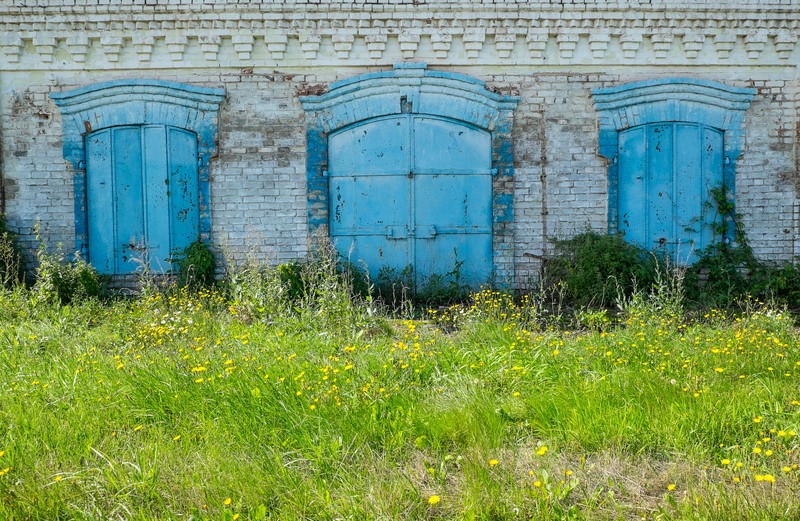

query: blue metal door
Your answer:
[618,122,723,263]
[85,125,199,274]
[328,115,492,289]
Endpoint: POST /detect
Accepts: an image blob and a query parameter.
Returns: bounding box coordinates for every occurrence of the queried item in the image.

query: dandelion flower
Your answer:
[428,495,441,505]
[224,497,232,506]
[721,459,731,465]
[536,446,548,456]
[489,459,499,467]
[667,484,676,491]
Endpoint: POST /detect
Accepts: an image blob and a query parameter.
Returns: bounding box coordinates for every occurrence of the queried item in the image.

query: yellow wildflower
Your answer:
[536,446,548,456]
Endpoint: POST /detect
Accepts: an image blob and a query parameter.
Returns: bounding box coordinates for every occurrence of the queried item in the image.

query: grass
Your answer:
[0,276,799,520]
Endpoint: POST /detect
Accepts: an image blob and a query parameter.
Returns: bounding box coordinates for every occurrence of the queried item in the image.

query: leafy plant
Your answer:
[173,240,217,288]
[0,214,25,289]
[33,245,105,305]
[544,232,659,308]
[276,256,370,305]
[226,258,290,323]
[373,260,472,311]
[415,259,472,307]
[685,185,800,308]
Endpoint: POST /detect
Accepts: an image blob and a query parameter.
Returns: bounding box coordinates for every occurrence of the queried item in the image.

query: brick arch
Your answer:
[593,78,756,162]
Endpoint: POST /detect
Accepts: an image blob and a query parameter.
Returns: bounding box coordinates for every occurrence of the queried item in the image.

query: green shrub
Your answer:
[544,232,658,308]
[276,260,305,301]
[226,259,289,323]
[415,260,472,307]
[226,244,374,330]
[683,186,800,309]
[33,244,105,305]
[173,240,217,288]
[758,262,800,306]
[0,215,25,289]
[276,256,370,304]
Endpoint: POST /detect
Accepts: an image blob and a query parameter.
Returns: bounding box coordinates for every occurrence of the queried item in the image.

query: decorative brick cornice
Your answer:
[2,4,800,68]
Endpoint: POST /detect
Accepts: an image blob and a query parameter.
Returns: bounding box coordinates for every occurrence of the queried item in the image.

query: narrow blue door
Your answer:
[85,125,199,274]
[618,122,723,263]
[328,114,492,289]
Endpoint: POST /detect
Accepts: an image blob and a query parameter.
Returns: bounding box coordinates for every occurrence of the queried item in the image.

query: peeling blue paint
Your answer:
[51,79,224,265]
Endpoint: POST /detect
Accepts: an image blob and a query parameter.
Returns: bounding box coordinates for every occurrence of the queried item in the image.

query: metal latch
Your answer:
[415,225,436,239]
[387,226,407,239]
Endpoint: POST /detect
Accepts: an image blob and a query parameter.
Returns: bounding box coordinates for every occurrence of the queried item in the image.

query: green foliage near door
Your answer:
[0,215,25,289]
[173,240,217,289]
[544,232,659,308]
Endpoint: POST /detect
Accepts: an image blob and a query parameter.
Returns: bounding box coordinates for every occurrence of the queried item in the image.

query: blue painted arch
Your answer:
[51,79,225,261]
[300,63,519,287]
[592,78,755,252]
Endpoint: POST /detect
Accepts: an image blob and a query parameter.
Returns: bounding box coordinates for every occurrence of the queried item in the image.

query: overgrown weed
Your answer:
[0,215,25,289]
[33,242,105,305]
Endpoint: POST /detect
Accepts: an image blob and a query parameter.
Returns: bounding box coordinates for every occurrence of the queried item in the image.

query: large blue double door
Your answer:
[328,115,493,289]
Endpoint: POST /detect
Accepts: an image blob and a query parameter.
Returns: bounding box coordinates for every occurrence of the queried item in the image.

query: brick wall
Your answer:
[1,0,798,286]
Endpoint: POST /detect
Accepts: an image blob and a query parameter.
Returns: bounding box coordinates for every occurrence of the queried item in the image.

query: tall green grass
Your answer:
[0,258,798,519]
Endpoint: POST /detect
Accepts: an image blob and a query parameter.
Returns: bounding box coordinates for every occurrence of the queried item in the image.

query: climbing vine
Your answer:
[686,186,800,308]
